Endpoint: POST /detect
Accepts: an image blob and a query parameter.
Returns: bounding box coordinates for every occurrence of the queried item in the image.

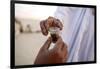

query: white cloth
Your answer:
[54,7,94,62]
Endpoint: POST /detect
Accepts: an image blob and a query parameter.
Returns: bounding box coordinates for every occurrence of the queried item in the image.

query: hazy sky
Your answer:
[15,4,57,20]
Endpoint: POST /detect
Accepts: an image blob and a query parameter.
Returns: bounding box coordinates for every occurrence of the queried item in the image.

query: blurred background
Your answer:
[15,4,57,65]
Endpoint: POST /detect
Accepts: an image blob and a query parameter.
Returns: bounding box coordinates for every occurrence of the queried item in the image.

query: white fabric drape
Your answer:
[54,7,94,62]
